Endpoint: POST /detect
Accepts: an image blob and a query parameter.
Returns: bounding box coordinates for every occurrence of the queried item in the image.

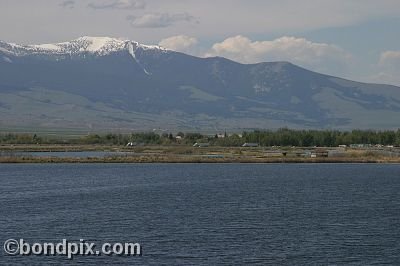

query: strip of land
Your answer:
[1,144,399,163]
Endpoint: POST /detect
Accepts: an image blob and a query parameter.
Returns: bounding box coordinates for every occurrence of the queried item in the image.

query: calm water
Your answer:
[1,151,137,158]
[1,163,399,265]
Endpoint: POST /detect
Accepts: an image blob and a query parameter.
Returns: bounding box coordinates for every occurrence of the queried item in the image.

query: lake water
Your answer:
[1,163,399,265]
[1,151,138,158]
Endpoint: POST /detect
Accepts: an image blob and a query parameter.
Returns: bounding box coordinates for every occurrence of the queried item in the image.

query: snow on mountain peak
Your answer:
[0,36,168,56]
[77,36,123,51]
[32,36,133,55]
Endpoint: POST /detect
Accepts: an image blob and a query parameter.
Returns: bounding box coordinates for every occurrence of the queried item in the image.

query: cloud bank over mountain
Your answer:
[159,35,198,53]
[205,36,351,74]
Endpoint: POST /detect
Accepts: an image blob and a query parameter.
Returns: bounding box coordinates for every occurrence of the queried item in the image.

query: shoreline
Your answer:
[1,157,399,164]
[1,144,399,164]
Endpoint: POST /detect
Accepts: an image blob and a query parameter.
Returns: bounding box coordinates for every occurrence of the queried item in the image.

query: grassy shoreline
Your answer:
[1,144,399,164]
[1,157,399,164]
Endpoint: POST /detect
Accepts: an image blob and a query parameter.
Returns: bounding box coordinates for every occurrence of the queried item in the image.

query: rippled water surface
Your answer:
[1,163,399,265]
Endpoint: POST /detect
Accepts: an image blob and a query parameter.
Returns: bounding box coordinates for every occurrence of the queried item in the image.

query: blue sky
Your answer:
[1,0,400,85]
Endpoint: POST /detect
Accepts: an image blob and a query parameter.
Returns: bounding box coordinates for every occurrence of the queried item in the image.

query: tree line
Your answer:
[1,128,399,146]
[240,129,400,147]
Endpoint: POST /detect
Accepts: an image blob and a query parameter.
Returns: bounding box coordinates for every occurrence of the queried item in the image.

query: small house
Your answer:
[242,143,259,147]
[193,143,210,147]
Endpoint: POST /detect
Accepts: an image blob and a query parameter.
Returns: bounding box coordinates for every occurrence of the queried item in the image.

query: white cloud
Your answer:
[372,50,400,85]
[60,0,75,9]
[127,13,196,28]
[205,35,352,74]
[159,35,198,53]
[379,51,400,68]
[88,0,145,10]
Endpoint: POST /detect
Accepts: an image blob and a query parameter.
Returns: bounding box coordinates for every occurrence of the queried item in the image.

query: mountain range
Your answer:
[1,36,400,133]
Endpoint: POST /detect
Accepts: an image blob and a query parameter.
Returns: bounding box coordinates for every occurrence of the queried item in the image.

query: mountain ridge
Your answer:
[0,36,167,56]
[1,36,400,132]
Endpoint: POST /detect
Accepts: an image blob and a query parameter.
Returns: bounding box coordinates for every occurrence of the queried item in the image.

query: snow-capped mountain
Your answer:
[0,36,167,57]
[1,36,400,131]
[0,36,169,76]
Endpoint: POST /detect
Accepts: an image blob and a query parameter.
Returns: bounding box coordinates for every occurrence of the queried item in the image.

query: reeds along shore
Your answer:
[0,144,399,163]
[1,156,399,163]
